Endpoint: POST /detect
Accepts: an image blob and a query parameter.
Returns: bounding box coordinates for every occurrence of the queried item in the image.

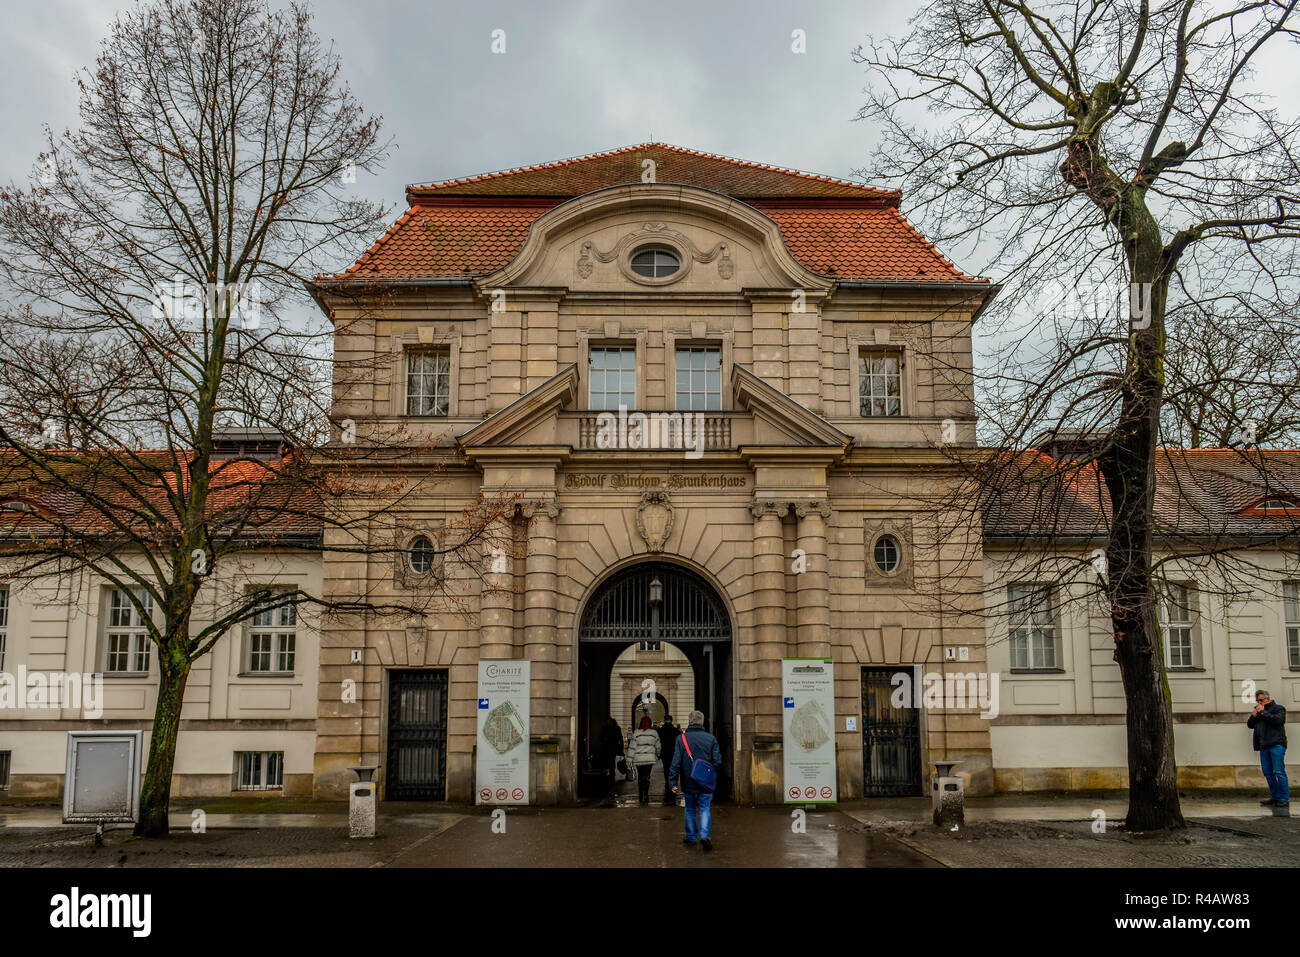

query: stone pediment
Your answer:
[458,362,851,456]
[731,364,851,451]
[459,364,578,449]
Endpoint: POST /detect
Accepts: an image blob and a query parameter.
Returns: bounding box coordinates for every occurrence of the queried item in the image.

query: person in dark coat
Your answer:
[668,709,723,851]
[1248,689,1289,807]
[599,716,625,790]
[657,714,680,805]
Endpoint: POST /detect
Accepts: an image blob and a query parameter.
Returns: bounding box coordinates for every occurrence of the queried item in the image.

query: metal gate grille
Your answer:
[580,564,730,642]
[386,670,448,800]
[861,667,922,796]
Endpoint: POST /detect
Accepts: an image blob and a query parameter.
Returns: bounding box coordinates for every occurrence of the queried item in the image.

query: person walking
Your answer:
[668,709,723,851]
[599,716,625,793]
[657,713,680,805]
[628,715,661,804]
[1248,689,1289,807]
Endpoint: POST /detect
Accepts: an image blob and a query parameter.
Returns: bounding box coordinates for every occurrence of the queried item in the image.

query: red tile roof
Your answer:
[323,144,985,284]
[983,448,1300,541]
[405,143,897,200]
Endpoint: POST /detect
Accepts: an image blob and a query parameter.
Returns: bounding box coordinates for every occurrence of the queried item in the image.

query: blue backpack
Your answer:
[680,732,717,792]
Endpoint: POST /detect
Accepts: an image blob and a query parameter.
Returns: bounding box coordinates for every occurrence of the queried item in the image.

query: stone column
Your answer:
[794,500,832,658]
[750,500,789,723]
[523,502,560,732]
[478,515,514,659]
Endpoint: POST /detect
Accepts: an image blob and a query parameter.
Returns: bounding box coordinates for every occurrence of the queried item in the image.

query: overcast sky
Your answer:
[0,0,916,257]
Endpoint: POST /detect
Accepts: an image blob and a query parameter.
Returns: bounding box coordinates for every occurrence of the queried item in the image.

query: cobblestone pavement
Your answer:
[0,790,1292,868]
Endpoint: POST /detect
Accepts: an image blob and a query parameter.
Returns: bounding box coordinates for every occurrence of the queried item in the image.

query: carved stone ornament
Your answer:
[635,491,674,553]
[577,223,733,285]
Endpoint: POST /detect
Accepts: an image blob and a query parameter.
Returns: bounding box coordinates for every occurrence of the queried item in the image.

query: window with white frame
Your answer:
[1159,582,1199,669]
[105,588,152,673]
[1008,583,1059,670]
[406,348,450,416]
[859,350,903,417]
[0,586,7,671]
[1284,582,1300,669]
[675,346,721,411]
[236,751,283,790]
[589,346,636,410]
[247,597,296,674]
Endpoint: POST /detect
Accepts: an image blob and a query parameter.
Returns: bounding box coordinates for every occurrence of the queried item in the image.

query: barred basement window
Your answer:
[406,348,450,416]
[1008,584,1058,670]
[0,586,7,671]
[236,751,284,790]
[105,588,152,674]
[248,599,296,674]
[0,750,10,790]
[1284,582,1300,669]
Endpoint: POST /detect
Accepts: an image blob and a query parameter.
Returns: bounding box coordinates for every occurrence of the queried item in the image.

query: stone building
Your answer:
[310,144,998,804]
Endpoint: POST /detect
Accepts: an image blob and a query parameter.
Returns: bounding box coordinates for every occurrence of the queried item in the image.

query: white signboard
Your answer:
[475,659,530,805]
[63,730,142,823]
[782,658,837,804]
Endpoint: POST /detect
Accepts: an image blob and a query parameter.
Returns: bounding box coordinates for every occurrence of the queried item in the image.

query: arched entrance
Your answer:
[577,561,733,800]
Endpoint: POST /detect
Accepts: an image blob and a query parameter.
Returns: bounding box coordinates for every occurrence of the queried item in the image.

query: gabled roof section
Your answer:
[731,364,852,451]
[406,143,898,201]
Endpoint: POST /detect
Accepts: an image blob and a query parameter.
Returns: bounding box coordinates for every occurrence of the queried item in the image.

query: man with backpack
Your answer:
[668,709,723,851]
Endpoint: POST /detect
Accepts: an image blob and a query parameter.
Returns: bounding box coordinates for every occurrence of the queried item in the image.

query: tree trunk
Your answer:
[134,652,192,837]
[1101,266,1185,831]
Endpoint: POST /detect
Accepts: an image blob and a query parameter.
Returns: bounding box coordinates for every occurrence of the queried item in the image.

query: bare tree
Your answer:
[0,0,514,837]
[855,0,1300,829]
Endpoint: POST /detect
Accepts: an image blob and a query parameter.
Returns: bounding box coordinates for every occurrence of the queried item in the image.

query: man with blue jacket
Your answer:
[669,709,723,851]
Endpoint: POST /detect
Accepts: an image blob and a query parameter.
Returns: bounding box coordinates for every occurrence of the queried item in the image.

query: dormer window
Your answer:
[0,501,39,514]
[1242,497,1299,514]
[629,246,680,279]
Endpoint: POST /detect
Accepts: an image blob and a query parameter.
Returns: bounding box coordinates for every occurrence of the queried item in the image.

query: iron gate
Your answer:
[386,670,448,800]
[861,667,922,796]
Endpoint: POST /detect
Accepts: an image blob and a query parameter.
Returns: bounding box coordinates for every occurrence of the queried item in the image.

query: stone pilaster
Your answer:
[794,500,832,658]
[522,502,560,731]
[478,516,514,659]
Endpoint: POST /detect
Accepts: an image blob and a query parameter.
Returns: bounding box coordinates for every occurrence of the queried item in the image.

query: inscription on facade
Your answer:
[562,473,748,490]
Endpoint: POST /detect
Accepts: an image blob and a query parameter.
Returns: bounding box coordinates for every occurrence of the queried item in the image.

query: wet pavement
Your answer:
[0,787,1292,868]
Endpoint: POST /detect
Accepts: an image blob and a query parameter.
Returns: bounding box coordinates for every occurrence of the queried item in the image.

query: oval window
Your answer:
[873,534,901,574]
[629,247,681,278]
[408,536,436,573]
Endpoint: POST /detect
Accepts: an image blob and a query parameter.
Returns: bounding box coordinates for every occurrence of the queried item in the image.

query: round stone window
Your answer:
[873,534,902,575]
[408,536,436,573]
[629,246,681,279]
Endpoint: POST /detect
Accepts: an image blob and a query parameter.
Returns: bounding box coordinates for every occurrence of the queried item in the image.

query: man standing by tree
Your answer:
[1249,690,1289,808]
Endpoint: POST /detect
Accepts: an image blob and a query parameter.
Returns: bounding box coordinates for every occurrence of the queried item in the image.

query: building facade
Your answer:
[2,146,1295,802]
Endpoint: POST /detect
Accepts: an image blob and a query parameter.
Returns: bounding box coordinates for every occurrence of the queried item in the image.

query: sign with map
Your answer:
[782,658,837,804]
[476,659,530,805]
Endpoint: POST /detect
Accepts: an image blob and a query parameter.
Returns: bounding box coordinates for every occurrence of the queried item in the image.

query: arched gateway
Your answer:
[576,562,733,800]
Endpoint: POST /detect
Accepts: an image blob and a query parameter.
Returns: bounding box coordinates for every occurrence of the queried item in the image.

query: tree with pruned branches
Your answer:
[855,0,1300,829]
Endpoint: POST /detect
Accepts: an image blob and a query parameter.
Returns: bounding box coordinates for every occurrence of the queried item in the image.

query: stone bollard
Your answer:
[931,760,964,828]
[348,765,379,839]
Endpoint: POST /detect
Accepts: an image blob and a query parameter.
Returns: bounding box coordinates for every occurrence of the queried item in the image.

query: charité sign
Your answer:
[562,472,749,490]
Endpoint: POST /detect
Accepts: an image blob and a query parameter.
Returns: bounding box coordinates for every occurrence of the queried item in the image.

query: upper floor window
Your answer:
[1284,582,1300,670]
[860,350,902,417]
[629,247,680,279]
[0,587,7,671]
[675,347,721,411]
[247,596,296,674]
[589,346,636,410]
[407,348,450,417]
[1008,583,1059,670]
[105,588,152,674]
[1161,582,1200,670]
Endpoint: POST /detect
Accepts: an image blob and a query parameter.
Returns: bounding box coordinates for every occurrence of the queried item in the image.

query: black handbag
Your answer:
[616,758,628,775]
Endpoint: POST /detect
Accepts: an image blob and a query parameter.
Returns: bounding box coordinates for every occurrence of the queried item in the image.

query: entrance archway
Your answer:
[577,561,733,800]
